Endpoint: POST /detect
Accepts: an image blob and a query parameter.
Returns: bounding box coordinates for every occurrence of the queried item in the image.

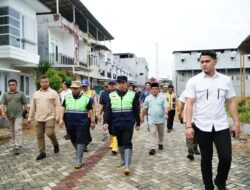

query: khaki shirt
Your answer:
[29,87,60,122]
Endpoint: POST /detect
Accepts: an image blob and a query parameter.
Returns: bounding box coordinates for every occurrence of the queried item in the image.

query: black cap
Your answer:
[151,83,159,88]
[117,76,127,82]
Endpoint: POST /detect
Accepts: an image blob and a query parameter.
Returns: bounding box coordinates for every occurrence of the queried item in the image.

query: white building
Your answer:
[114,53,149,86]
[36,0,114,94]
[173,48,250,96]
[0,0,49,102]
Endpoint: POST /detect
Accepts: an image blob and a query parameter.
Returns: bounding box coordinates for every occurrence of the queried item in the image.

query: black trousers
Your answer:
[193,125,232,188]
[66,127,90,146]
[167,110,175,130]
[114,122,134,149]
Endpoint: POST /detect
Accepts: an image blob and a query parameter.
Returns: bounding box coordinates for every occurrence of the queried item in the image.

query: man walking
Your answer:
[166,84,177,133]
[140,83,168,155]
[28,76,60,160]
[178,90,200,160]
[1,79,29,155]
[185,50,240,190]
[98,80,118,154]
[103,76,140,175]
[59,81,95,169]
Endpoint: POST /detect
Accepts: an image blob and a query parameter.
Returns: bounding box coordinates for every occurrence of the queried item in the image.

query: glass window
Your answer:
[9,35,20,48]
[9,17,20,28]
[9,7,20,20]
[0,16,8,25]
[20,76,24,92]
[0,25,8,34]
[0,34,9,45]
[25,77,29,96]
[0,7,8,16]
[9,26,20,36]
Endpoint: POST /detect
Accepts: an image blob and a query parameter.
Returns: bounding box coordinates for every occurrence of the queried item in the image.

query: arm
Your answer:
[133,93,141,127]
[28,95,36,122]
[59,106,65,128]
[226,97,240,138]
[87,99,95,129]
[163,97,169,119]
[185,97,195,139]
[178,101,185,122]
[55,93,61,122]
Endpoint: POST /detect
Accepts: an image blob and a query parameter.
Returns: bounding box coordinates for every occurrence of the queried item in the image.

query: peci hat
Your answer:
[151,83,159,88]
[81,80,90,86]
[117,76,127,83]
[108,80,116,85]
[70,81,81,88]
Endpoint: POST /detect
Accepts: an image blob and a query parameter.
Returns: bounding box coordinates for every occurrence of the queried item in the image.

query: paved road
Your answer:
[0,123,249,190]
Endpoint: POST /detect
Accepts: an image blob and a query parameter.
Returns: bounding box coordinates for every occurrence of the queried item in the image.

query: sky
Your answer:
[81,0,250,79]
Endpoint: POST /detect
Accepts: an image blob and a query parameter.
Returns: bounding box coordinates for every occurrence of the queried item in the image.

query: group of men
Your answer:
[0,50,241,189]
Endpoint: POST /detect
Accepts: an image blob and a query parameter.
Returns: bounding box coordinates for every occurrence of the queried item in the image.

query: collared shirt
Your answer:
[28,87,60,122]
[1,91,27,119]
[185,71,236,132]
[143,93,168,125]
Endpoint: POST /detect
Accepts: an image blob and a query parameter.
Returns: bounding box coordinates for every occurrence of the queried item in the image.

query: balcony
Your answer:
[0,45,40,64]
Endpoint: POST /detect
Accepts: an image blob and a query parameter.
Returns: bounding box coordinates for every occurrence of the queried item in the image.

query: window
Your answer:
[25,77,29,96]
[248,56,250,61]
[20,76,24,91]
[231,57,235,61]
[0,6,20,48]
[181,59,185,63]
[140,73,143,75]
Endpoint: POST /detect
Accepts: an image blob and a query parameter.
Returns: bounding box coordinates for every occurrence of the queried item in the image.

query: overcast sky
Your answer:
[81,0,250,79]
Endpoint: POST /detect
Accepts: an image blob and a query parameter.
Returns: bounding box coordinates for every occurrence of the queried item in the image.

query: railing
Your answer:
[49,53,74,65]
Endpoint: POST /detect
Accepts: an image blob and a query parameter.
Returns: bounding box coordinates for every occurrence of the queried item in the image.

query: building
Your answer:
[36,0,114,93]
[114,53,149,87]
[0,0,49,102]
[173,48,250,96]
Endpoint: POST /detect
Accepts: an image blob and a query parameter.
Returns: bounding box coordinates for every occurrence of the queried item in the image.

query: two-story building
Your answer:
[0,0,49,101]
[173,48,250,96]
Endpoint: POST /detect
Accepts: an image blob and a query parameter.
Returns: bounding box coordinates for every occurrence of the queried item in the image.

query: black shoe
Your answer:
[14,147,22,155]
[158,144,163,150]
[187,152,194,160]
[84,147,89,152]
[167,129,171,133]
[193,146,200,155]
[64,134,70,140]
[54,144,59,153]
[214,179,227,190]
[36,152,46,160]
[149,149,156,155]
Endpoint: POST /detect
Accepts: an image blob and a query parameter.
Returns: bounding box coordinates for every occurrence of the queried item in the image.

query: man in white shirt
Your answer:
[185,50,240,190]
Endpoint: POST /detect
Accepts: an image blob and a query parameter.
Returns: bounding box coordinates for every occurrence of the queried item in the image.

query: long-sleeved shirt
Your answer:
[104,89,140,126]
[28,87,60,122]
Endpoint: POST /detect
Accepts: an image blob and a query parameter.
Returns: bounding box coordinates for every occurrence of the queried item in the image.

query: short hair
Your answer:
[8,79,17,85]
[145,82,151,86]
[168,84,174,89]
[63,80,71,88]
[39,75,49,81]
[200,50,217,60]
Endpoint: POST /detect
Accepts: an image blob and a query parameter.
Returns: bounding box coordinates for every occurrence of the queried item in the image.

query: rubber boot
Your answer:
[75,144,85,169]
[124,149,132,175]
[111,136,118,155]
[109,135,113,149]
[117,146,125,167]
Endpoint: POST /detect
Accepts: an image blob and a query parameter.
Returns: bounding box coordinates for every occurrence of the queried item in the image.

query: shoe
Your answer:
[124,168,130,175]
[214,179,227,190]
[193,146,200,155]
[75,163,82,169]
[36,152,46,160]
[54,144,59,153]
[149,149,156,155]
[84,147,88,152]
[167,129,171,133]
[64,134,70,140]
[158,144,163,150]
[14,147,22,155]
[187,152,194,160]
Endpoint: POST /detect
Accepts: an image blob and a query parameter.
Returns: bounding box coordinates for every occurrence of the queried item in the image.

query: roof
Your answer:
[38,0,114,41]
[172,48,237,54]
[238,35,250,54]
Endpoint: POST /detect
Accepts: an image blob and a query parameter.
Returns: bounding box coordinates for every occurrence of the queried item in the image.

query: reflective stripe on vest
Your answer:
[166,92,176,110]
[65,94,90,113]
[109,90,135,112]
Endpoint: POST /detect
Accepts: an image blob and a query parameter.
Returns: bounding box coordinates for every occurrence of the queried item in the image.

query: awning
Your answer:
[91,43,111,51]
[238,35,250,54]
[0,68,20,73]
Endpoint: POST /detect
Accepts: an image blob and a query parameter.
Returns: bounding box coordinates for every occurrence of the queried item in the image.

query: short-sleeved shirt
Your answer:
[185,71,236,132]
[99,90,110,106]
[1,91,27,119]
[143,93,168,125]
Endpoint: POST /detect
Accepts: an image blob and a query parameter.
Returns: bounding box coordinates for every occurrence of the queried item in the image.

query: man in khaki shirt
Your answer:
[28,76,60,160]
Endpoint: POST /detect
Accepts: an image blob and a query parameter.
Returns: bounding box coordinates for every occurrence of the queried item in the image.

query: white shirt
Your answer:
[185,71,236,132]
[60,89,72,105]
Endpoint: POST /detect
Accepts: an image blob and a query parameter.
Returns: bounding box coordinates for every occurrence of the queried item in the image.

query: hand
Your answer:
[140,116,144,124]
[98,115,102,122]
[178,113,182,122]
[103,124,109,130]
[164,113,168,119]
[230,123,241,138]
[185,127,194,139]
[27,118,32,124]
[59,120,64,128]
[135,125,140,131]
[55,117,59,124]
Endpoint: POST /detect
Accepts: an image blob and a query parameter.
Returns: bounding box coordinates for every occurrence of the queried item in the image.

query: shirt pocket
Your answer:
[195,88,208,101]
[217,88,228,99]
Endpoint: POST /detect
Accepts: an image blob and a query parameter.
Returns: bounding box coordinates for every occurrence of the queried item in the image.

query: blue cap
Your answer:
[108,80,116,85]
[81,80,89,86]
